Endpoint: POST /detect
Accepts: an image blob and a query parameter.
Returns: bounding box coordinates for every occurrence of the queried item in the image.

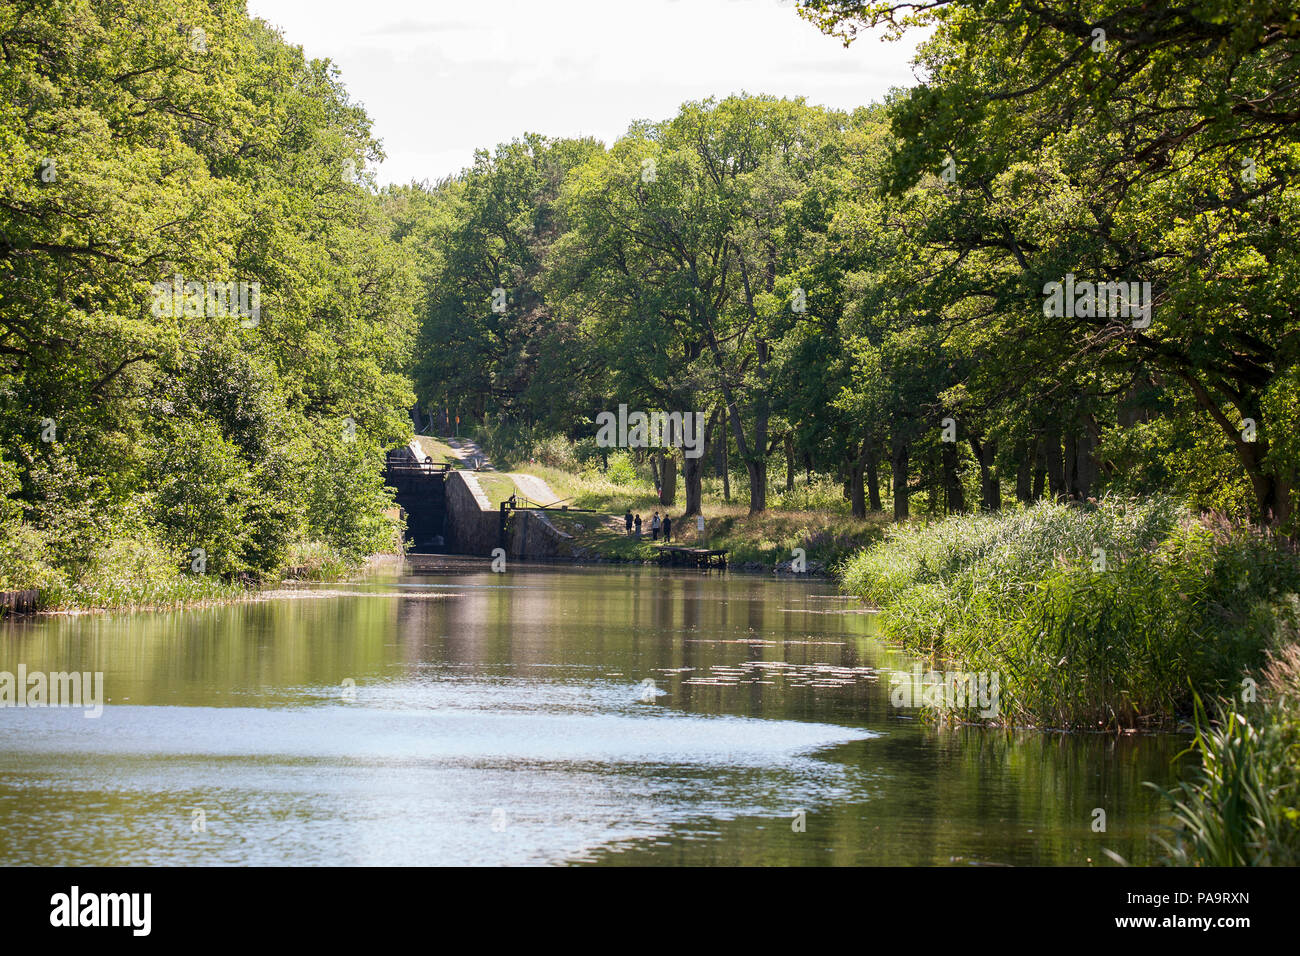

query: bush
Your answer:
[602,451,638,486]
[302,436,401,562]
[45,533,242,611]
[150,418,256,577]
[283,539,355,580]
[838,498,1300,728]
[0,521,65,594]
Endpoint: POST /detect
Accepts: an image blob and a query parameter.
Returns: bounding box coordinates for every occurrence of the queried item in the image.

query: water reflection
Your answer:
[0,568,1186,865]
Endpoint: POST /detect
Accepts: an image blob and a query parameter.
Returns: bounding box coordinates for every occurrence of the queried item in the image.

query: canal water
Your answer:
[0,567,1187,865]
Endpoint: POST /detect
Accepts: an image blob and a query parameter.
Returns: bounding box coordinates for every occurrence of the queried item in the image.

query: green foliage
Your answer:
[600,451,638,486]
[473,420,579,471]
[1154,691,1300,867]
[0,522,64,594]
[411,134,606,428]
[405,27,1300,525]
[45,533,243,612]
[301,435,402,562]
[840,500,1300,728]
[150,418,256,576]
[795,0,1300,527]
[283,539,355,581]
[0,0,415,604]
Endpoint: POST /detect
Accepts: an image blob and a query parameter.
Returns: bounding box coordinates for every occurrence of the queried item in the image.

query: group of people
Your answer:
[624,509,672,541]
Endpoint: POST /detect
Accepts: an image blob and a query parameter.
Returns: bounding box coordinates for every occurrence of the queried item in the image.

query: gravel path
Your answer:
[509,472,561,506]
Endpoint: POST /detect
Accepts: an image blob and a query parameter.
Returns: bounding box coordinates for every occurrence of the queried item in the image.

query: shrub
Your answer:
[282,539,355,580]
[603,451,638,486]
[838,498,1300,728]
[0,521,65,594]
[45,533,241,611]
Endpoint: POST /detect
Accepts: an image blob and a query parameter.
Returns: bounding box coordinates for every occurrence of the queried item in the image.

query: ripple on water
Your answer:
[0,692,876,866]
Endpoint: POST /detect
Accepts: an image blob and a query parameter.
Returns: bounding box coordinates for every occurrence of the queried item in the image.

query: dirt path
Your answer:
[417,436,563,508]
[444,437,494,471]
[509,472,561,506]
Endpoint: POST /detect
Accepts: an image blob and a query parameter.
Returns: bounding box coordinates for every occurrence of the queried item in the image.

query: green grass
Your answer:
[470,472,520,508]
[281,539,358,581]
[515,462,659,510]
[1151,635,1300,866]
[41,536,248,612]
[543,504,887,571]
[410,435,463,466]
[838,498,1300,729]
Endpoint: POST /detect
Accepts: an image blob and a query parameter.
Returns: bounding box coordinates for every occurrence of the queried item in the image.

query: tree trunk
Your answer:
[682,450,702,517]
[849,458,866,518]
[721,412,731,502]
[1045,425,1065,501]
[750,381,770,514]
[970,434,1000,512]
[658,449,677,506]
[866,435,882,512]
[784,433,795,493]
[745,460,766,513]
[1064,430,1079,500]
[942,439,965,514]
[890,435,910,521]
[849,438,872,519]
[717,250,771,515]
[1080,418,1101,497]
[1175,370,1293,527]
[1015,440,1034,503]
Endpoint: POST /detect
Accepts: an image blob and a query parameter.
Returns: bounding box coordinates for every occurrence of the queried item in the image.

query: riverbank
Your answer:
[837,497,1300,731]
[539,506,888,574]
[0,550,404,618]
[836,497,1300,865]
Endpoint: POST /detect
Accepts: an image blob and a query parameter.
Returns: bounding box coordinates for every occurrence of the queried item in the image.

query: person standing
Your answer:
[651,512,661,540]
[624,509,634,535]
[634,513,642,537]
[663,515,672,542]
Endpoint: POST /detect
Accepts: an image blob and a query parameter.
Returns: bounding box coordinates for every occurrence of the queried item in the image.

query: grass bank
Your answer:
[544,504,888,572]
[838,497,1300,729]
[1,530,397,615]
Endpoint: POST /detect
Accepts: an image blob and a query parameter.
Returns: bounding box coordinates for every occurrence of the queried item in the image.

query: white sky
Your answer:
[245,0,926,185]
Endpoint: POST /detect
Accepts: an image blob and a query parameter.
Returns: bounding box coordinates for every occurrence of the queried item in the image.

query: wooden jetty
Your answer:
[653,545,728,569]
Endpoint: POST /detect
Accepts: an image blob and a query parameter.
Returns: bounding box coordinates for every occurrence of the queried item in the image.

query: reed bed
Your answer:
[1152,637,1300,866]
[838,498,1300,729]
